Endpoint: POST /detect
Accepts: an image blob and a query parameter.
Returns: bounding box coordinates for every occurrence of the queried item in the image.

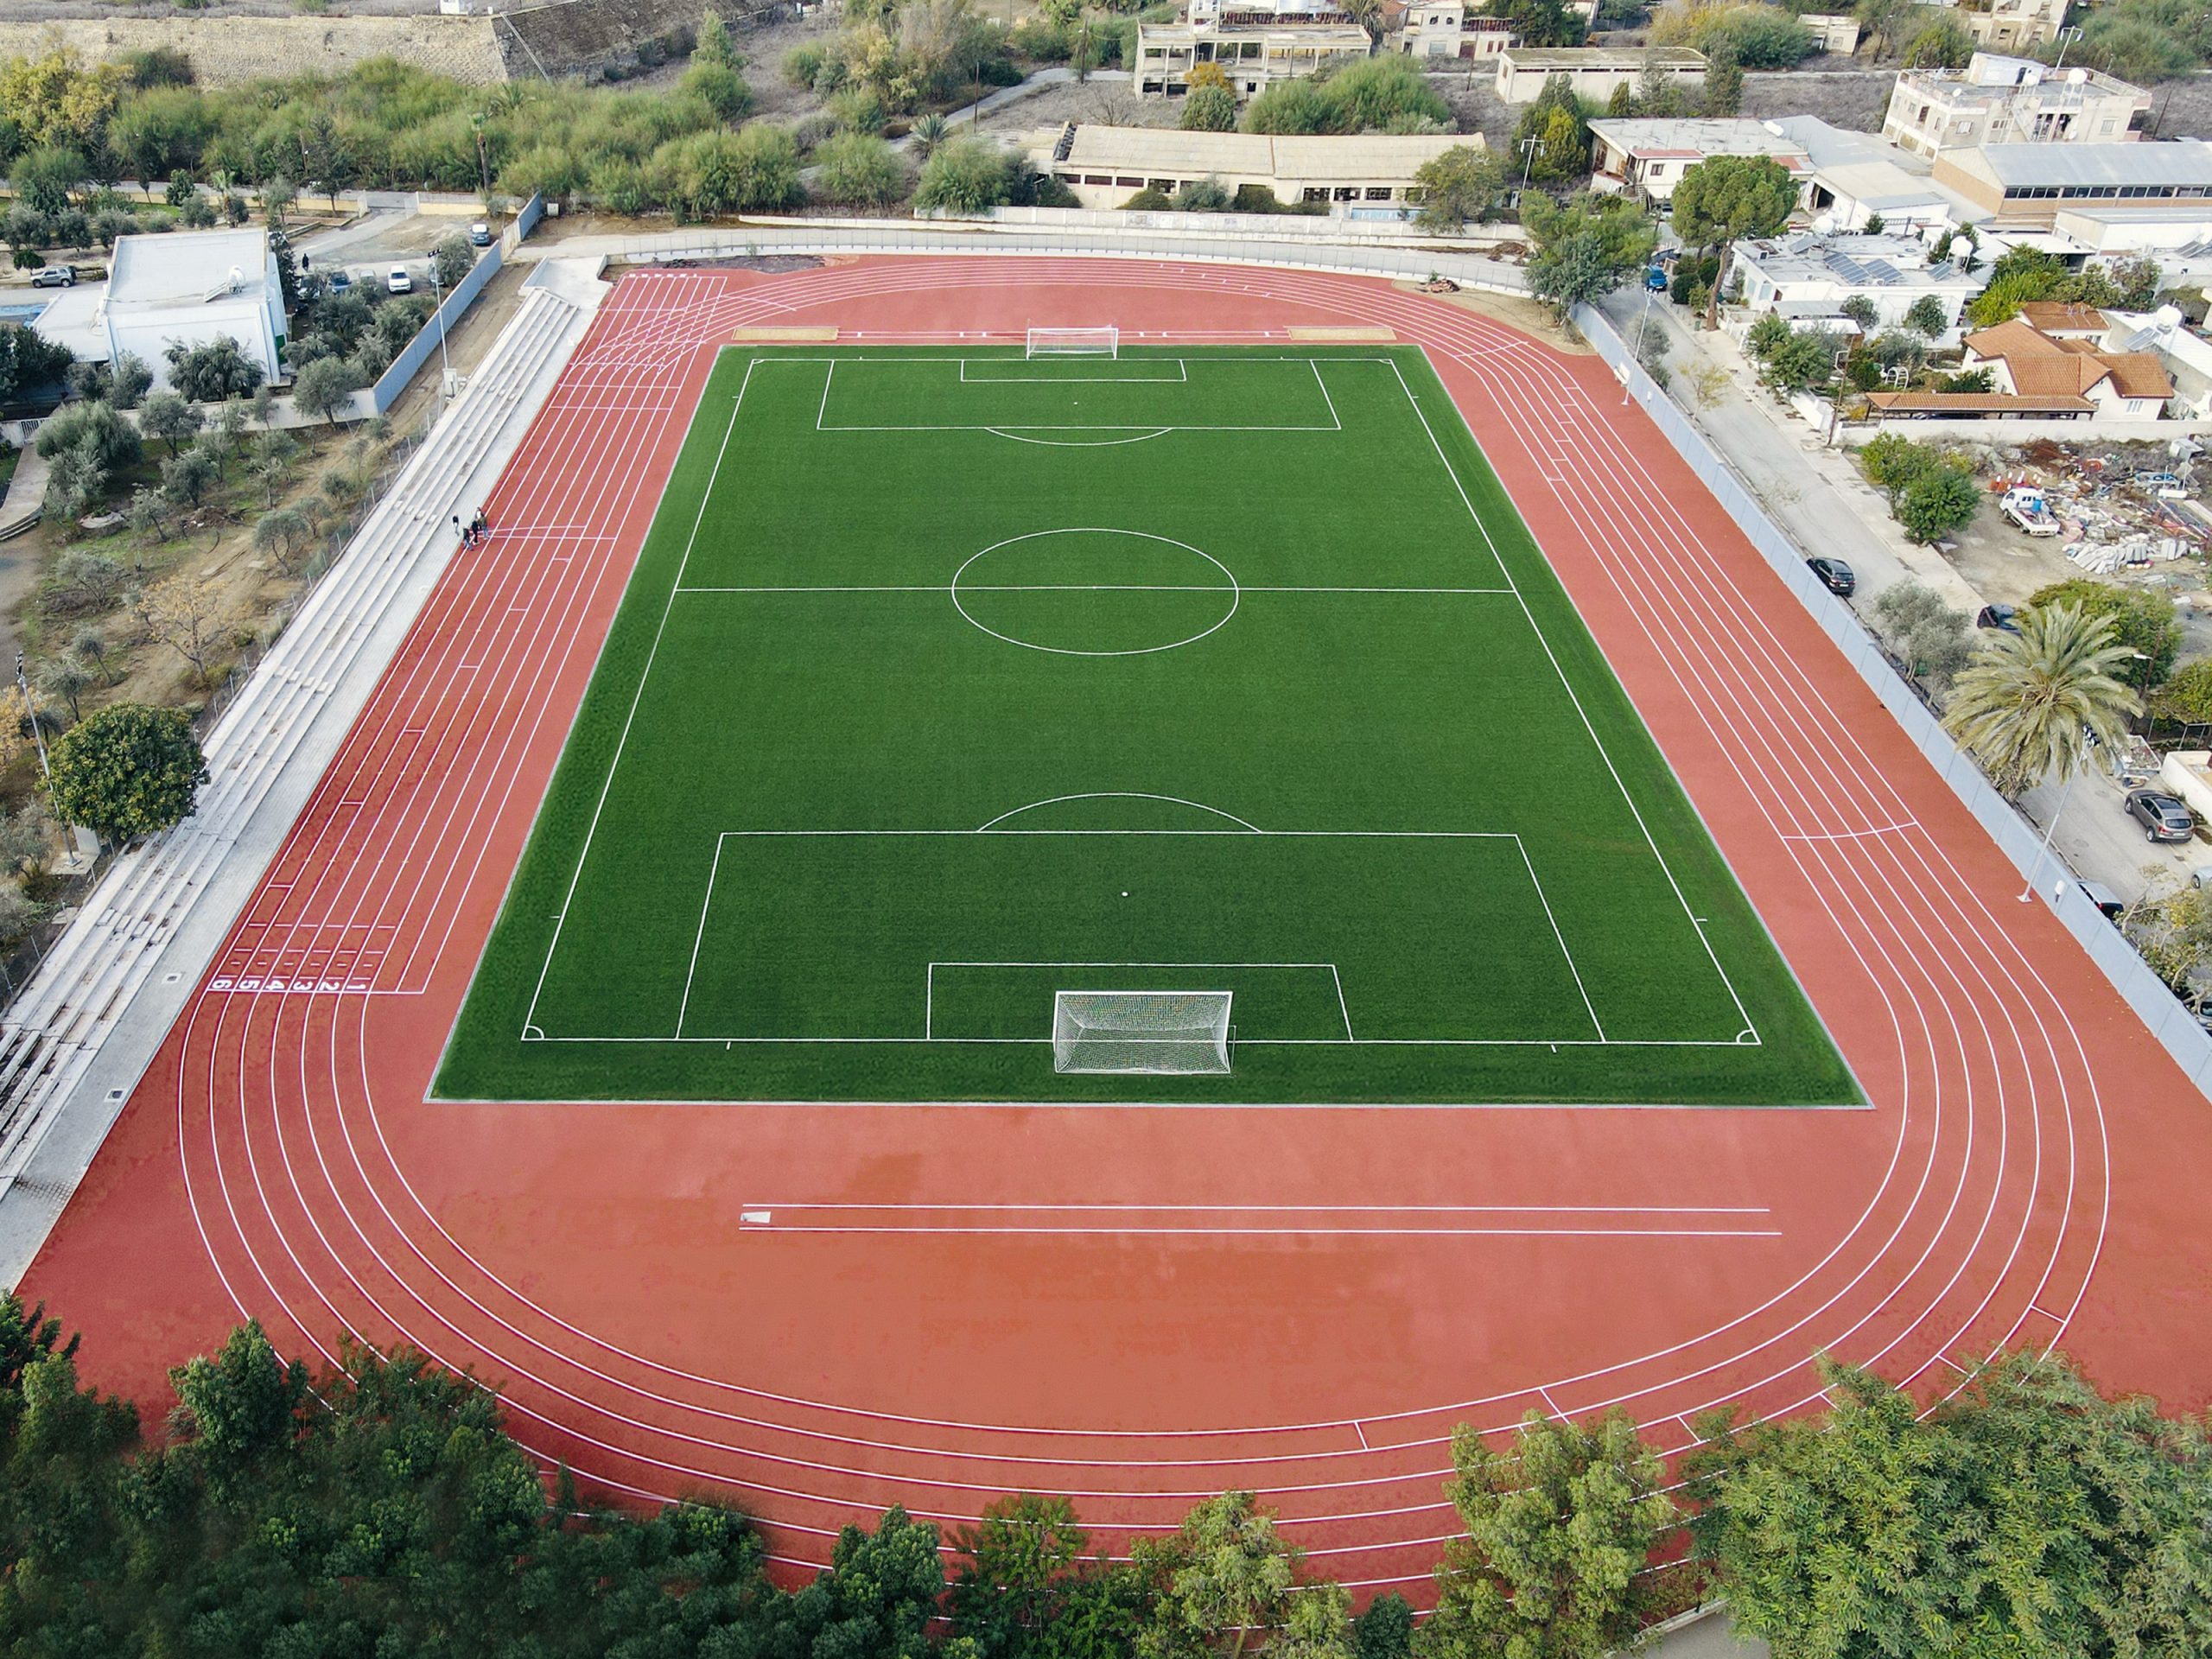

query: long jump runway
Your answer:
[20,259,2210,1598]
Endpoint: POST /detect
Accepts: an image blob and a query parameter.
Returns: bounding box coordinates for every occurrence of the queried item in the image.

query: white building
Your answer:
[1883,53,2152,161]
[1961,314,2174,417]
[1588,118,1812,206]
[1761,114,1974,234]
[1730,232,1987,342]
[1035,124,1477,211]
[1923,0,2070,53]
[1494,47,1706,105]
[1134,9,1372,98]
[2101,304,2212,420]
[100,230,284,391]
[1396,0,1518,60]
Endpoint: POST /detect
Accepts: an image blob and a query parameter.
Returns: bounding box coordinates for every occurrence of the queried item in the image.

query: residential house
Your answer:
[2101,303,2212,419]
[1494,47,1706,105]
[1760,115,1972,233]
[1883,54,2151,160]
[1587,119,1812,207]
[1035,125,1478,210]
[1730,232,1987,342]
[1957,313,2174,417]
[1921,0,2070,52]
[1396,0,1518,60]
[1796,11,1860,53]
[1931,140,2212,227]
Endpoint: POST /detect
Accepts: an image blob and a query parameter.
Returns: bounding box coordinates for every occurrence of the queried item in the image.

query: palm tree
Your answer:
[1942,601,2141,901]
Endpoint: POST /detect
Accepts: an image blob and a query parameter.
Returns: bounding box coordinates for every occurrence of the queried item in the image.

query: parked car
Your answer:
[1644,265,1668,292]
[386,266,414,295]
[2125,787,2196,843]
[327,269,352,296]
[2079,880,2126,919]
[468,220,493,248]
[1975,602,2020,632]
[28,266,73,288]
[1807,556,1855,597]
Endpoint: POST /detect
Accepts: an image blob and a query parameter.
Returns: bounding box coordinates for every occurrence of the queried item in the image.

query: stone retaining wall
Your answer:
[0,14,505,86]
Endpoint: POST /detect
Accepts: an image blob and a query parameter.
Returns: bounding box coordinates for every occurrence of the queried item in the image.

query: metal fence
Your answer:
[1576,300,2212,1098]
[367,242,505,416]
[588,221,1532,295]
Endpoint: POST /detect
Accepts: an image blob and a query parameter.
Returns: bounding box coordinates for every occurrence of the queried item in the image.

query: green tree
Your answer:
[1942,602,2141,794]
[1702,39,1745,113]
[2026,577,2183,690]
[139,385,202,456]
[1963,244,2066,326]
[45,702,207,845]
[1243,77,1340,135]
[1522,190,1656,321]
[160,446,216,507]
[681,56,754,120]
[164,333,260,400]
[815,129,907,207]
[1901,291,1947,336]
[253,505,314,570]
[109,349,151,409]
[1353,1592,1414,1659]
[1512,73,1592,182]
[1839,293,1878,331]
[10,145,88,215]
[1182,83,1238,131]
[1762,327,1841,391]
[35,398,138,470]
[1413,145,1508,230]
[1670,152,1797,326]
[789,1505,947,1658]
[1145,1491,1305,1658]
[1895,466,1982,543]
[1171,175,1234,213]
[1690,1354,2212,1659]
[293,353,363,425]
[1320,55,1450,132]
[916,137,1013,213]
[1874,577,1971,684]
[1904,13,1974,67]
[950,1492,1091,1656]
[2151,655,2212,725]
[1422,1410,1673,1659]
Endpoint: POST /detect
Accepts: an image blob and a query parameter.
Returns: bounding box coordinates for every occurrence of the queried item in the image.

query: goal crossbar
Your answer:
[1053,990,1231,1075]
[1026,326,1120,359]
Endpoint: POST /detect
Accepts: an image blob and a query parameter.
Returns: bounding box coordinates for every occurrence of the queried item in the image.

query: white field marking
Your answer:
[961,358,1189,383]
[985,428,1172,448]
[640,827,1626,1049]
[735,1201,1774,1213]
[948,529,1240,658]
[925,959,1352,1042]
[671,584,1519,596]
[976,791,1262,833]
[806,354,1340,434]
[674,832,728,1038]
[520,357,760,1038]
[1378,354,1759,1044]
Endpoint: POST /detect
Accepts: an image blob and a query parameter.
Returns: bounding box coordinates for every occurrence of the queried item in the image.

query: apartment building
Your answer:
[1397,0,1518,61]
[1924,0,2070,52]
[1884,53,2151,160]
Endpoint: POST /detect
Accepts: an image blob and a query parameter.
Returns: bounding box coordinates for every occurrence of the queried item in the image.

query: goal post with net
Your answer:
[1052,990,1233,1075]
[1026,326,1121,359]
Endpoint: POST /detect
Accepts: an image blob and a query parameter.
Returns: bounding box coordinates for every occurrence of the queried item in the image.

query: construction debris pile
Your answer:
[1989,437,2211,577]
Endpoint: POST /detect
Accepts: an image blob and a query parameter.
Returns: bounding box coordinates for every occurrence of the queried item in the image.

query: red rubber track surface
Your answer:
[22,261,2212,1596]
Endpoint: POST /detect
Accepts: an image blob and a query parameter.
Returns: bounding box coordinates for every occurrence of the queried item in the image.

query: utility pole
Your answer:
[2050,23,2082,72]
[1517,135,1540,199]
[14,655,50,788]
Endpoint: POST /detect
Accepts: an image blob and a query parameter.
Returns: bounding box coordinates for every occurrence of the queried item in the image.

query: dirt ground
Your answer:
[1401,278,1594,354]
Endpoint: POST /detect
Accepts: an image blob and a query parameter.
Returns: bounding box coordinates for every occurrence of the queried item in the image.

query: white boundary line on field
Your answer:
[960,358,1190,384]
[524,350,1749,1062]
[923,960,1354,1043]
[811,355,1343,434]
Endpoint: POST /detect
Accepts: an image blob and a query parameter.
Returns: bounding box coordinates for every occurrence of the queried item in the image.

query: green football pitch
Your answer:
[435,345,1859,1107]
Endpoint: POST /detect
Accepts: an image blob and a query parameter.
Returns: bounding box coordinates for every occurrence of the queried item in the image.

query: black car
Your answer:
[2125,788,2195,843]
[1807,556,1855,597]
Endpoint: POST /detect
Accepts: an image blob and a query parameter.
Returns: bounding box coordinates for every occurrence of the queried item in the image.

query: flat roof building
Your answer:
[1134,16,1371,97]
[1587,118,1812,206]
[1932,139,2212,226]
[1731,232,1986,342]
[1035,124,1478,210]
[1495,46,1705,105]
[36,228,286,391]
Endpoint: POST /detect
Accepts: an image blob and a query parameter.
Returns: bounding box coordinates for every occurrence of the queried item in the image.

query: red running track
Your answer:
[21,260,2212,1596]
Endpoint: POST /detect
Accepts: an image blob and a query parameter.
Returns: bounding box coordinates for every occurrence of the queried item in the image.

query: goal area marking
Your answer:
[811,357,1345,435]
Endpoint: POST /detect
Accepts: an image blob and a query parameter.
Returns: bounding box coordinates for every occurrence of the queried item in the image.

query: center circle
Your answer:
[950,530,1240,658]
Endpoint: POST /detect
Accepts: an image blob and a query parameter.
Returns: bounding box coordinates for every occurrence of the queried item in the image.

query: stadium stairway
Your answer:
[0,280,598,1259]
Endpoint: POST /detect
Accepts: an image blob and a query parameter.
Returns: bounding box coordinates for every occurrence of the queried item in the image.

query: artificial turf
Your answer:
[434,346,1859,1106]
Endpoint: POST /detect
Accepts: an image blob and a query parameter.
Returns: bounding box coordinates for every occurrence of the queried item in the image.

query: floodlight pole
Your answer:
[2018,766,2080,903]
[2051,24,2082,73]
[1518,136,1539,194]
[13,654,49,787]
[1624,283,1653,405]
[429,257,453,399]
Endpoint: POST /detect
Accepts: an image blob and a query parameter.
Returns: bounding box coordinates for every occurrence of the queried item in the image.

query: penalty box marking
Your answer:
[651,827,1612,1049]
[812,357,1344,434]
[958,359,1191,384]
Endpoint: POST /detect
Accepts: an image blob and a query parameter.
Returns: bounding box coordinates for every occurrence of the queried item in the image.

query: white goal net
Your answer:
[1052,990,1232,1075]
[1026,326,1121,359]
